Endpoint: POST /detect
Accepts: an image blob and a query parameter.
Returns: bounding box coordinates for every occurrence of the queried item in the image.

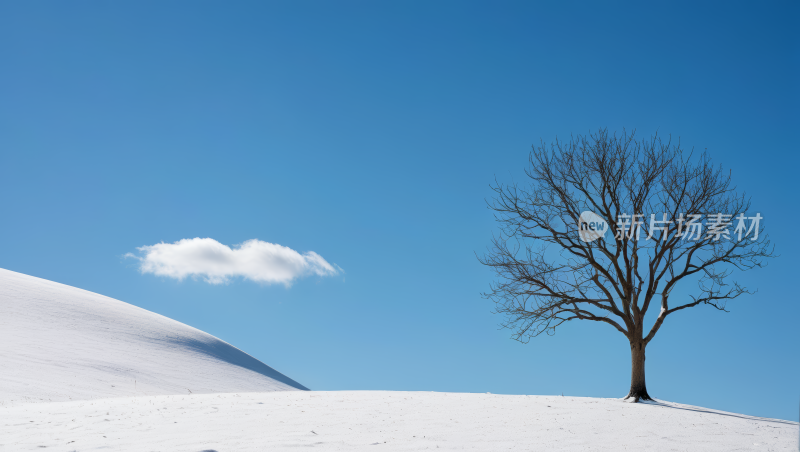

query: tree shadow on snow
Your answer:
[644,400,797,425]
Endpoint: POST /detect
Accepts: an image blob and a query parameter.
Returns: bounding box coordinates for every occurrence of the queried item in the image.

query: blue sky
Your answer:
[1,1,798,421]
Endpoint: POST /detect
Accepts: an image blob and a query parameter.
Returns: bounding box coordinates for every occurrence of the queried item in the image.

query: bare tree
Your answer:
[480,129,774,402]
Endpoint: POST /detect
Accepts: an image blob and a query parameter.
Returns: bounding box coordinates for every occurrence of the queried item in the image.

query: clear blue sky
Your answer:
[1,1,798,421]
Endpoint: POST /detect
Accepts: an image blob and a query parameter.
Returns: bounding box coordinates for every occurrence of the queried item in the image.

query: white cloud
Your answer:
[126,238,341,285]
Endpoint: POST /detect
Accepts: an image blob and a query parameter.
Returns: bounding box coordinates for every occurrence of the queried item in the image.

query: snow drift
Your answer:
[0,268,307,406]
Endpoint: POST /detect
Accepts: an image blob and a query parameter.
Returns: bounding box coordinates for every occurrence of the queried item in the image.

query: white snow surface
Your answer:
[2,269,798,450]
[2,391,797,451]
[0,268,307,407]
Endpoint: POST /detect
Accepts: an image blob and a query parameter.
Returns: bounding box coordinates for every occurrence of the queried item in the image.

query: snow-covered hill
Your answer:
[0,268,306,406]
[1,269,797,451]
[2,391,797,451]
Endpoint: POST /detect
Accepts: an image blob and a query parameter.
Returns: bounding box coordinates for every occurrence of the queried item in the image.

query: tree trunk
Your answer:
[625,341,652,402]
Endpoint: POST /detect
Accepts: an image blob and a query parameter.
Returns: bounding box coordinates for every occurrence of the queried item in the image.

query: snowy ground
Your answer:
[0,268,305,407]
[1,268,797,451]
[2,391,797,451]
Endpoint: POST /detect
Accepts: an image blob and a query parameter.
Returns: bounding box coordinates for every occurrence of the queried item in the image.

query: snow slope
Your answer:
[1,391,797,451]
[0,268,307,407]
[1,269,797,451]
